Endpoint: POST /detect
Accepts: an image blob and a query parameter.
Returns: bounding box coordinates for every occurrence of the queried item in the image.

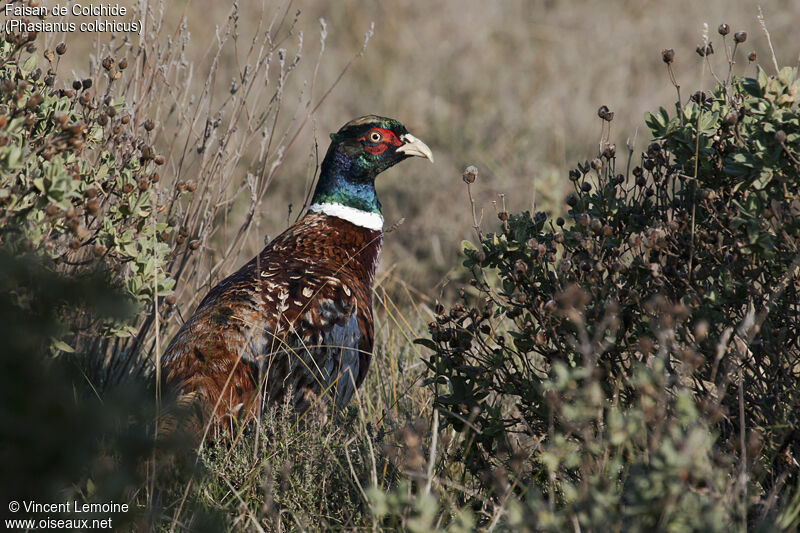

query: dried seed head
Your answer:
[144,119,155,131]
[72,80,82,91]
[581,181,592,193]
[724,111,738,126]
[86,199,100,215]
[696,42,713,57]
[597,105,614,121]
[498,210,508,222]
[566,193,578,207]
[747,51,757,62]
[718,23,730,36]
[81,78,92,90]
[56,42,67,55]
[734,31,747,43]
[691,91,708,104]
[590,158,602,171]
[662,48,675,64]
[118,58,128,70]
[188,239,201,250]
[462,165,478,184]
[154,155,165,165]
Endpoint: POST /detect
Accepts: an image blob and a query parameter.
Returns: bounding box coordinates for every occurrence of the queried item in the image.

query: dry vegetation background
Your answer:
[5,0,800,530]
[45,0,800,297]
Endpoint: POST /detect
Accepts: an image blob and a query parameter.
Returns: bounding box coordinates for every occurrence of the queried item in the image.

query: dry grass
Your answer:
[10,0,800,529]
[47,0,800,295]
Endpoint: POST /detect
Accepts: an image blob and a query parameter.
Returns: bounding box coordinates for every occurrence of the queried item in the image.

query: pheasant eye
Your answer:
[368,131,382,143]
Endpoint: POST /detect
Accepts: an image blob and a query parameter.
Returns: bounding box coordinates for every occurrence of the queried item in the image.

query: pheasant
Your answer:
[162,115,433,435]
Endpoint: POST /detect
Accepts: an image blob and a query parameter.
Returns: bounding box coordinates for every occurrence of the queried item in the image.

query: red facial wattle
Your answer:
[359,127,402,155]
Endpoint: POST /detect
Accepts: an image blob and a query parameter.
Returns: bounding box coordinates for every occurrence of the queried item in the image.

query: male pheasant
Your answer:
[162,115,433,434]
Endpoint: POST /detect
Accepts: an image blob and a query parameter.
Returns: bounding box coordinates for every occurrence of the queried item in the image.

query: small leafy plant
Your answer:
[421,27,800,531]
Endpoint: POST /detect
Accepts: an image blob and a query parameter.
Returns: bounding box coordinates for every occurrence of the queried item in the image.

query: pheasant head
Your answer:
[308,115,433,230]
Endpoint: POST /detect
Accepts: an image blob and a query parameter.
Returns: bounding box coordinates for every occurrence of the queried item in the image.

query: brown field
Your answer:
[48,0,800,297]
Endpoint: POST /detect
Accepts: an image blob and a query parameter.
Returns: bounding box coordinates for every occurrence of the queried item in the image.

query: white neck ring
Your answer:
[307,202,384,231]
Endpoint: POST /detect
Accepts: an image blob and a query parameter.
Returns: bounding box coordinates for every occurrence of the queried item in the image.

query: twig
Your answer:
[758,6,780,74]
[424,409,439,496]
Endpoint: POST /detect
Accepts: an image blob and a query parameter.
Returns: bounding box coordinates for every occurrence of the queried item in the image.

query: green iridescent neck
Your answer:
[310,149,381,214]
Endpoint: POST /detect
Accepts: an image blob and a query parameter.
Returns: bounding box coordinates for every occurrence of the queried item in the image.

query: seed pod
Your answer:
[498,210,508,222]
[734,31,747,43]
[86,198,100,215]
[138,178,149,191]
[144,119,155,131]
[747,51,757,62]
[662,48,675,64]
[186,181,197,192]
[578,213,590,227]
[72,80,82,91]
[56,42,67,55]
[188,239,201,250]
[556,217,565,227]
[566,193,578,207]
[724,112,738,126]
[82,78,92,90]
[590,158,602,171]
[165,295,177,306]
[581,181,592,193]
[696,42,713,57]
[462,165,478,184]
[718,24,730,36]
[118,58,128,70]
[154,155,165,165]
[102,56,115,71]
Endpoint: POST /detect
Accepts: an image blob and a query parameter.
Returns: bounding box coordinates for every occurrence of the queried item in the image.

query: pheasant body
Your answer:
[162,115,432,433]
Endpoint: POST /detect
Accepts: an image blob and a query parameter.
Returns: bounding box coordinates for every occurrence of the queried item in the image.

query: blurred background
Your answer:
[49,0,800,296]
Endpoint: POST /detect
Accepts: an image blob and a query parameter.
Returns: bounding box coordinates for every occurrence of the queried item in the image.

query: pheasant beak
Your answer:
[397,133,434,163]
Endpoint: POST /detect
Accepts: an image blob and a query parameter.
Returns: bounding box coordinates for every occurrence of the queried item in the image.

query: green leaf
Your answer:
[413,338,439,351]
[52,339,75,353]
[21,53,36,75]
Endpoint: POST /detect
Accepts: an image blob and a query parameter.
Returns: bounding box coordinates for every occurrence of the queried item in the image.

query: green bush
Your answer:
[421,45,800,530]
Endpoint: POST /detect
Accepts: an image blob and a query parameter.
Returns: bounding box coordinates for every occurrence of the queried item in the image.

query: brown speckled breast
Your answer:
[162,212,382,435]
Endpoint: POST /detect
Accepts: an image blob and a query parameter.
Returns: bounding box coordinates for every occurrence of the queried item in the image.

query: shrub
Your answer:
[421,35,800,530]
